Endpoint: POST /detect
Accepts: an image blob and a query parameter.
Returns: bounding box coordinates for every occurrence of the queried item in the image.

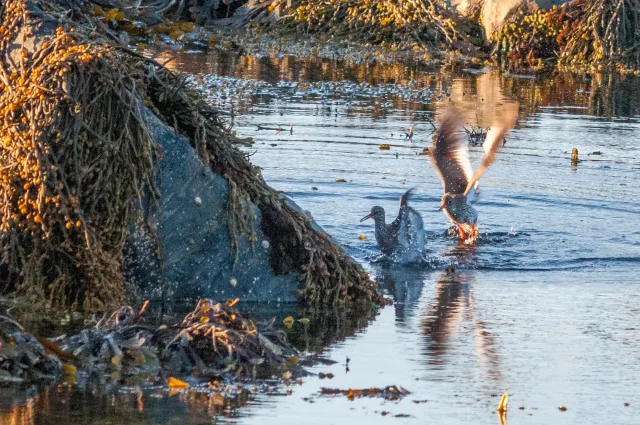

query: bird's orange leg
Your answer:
[471,221,478,238]
[456,224,467,240]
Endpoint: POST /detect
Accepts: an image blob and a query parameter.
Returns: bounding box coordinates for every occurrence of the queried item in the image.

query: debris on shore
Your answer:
[1,298,301,385]
[0,315,62,383]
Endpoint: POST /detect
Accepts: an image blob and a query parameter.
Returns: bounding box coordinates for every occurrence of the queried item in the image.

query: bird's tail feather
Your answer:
[400,187,417,208]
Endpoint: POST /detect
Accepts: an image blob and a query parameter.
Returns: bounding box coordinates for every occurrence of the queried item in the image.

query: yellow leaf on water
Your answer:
[168,376,189,389]
[334,178,347,183]
[497,393,508,412]
[283,316,294,328]
[358,235,366,240]
[379,144,391,150]
[298,317,310,325]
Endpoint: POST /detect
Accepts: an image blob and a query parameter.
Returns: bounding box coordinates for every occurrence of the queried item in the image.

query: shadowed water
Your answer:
[2,49,639,425]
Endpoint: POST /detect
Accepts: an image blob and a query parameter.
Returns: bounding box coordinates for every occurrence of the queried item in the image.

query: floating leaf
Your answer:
[497,393,508,412]
[357,235,366,241]
[379,144,391,150]
[282,371,292,380]
[334,178,347,183]
[298,317,310,325]
[168,376,189,389]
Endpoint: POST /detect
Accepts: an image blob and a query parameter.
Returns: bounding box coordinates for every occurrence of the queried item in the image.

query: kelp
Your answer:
[0,1,158,311]
[556,0,640,72]
[494,0,640,72]
[64,299,297,378]
[159,298,296,377]
[282,0,472,51]
[0,0,384,312]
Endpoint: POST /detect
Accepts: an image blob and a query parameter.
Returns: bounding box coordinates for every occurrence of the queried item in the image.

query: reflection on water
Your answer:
[4,48,640,425]
[0,381,256,425]
[421,270,501,382]
[152,48,640,118]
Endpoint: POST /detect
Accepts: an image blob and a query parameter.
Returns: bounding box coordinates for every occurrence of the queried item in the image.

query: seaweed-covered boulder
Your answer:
[479,0,570,37]
[0,0,383,311]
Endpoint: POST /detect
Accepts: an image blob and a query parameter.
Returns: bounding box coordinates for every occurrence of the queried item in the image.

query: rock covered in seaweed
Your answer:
[0,0,384,311]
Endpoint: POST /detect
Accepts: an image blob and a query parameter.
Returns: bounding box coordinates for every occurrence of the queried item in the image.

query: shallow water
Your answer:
[4,49,640,424]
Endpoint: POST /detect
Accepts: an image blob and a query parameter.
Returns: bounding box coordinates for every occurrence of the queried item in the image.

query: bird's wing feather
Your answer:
[397,206,425,263]
[463,103,519,196]
[431,108,473,195]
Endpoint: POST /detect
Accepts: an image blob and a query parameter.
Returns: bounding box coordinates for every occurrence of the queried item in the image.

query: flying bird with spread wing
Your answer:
[430,104,518,241]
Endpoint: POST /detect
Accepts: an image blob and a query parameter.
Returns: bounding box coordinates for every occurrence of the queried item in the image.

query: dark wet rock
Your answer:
[124,110,299,302]
[0,316,61,384]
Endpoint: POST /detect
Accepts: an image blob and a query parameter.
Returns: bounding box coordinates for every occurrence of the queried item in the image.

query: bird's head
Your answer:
[440,193,466,214]
[360,206,385,223]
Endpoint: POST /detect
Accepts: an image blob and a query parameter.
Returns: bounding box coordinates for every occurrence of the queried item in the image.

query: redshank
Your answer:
[360,189,425,262]
[430,105,518,241]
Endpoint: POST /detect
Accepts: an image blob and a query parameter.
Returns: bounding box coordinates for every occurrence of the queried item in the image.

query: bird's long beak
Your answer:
[360,213,374,222]
[438,204,445,211]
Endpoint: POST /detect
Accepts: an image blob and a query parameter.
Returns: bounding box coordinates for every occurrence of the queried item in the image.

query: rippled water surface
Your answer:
[3,49,640,425]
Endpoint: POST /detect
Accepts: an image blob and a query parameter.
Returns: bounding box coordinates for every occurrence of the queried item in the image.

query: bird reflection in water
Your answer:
[374,265,430,324]
[420,250,502,384]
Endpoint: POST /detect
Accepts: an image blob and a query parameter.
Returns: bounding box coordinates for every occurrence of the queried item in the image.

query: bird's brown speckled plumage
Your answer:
[430,105,518,240]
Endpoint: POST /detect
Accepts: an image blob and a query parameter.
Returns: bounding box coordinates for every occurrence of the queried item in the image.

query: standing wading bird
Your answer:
[430,105,518,241]
[360,189,425,262]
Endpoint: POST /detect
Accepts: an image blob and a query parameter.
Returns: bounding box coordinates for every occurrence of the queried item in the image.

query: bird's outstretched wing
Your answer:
[431,108,473,195]
[463,103,519,196]
[397,188,425,263]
